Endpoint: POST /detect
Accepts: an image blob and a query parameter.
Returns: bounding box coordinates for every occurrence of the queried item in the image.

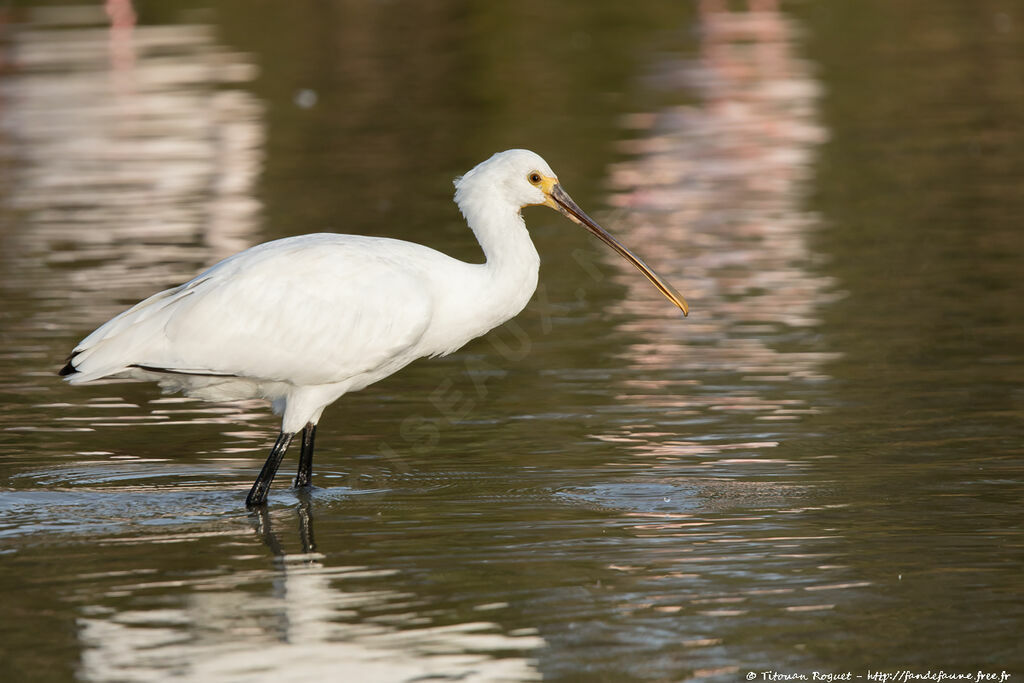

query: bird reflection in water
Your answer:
[252,493,319,560]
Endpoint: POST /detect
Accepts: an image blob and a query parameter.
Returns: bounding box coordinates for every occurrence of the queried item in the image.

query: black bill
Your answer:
[550,183,689,316]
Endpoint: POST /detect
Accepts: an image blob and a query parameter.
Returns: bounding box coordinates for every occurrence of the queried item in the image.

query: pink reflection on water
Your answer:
[0,6,266,438]
[105,0,136,78]
[606,3,832,357]
[2,7,263,318]
[589,4,839,466]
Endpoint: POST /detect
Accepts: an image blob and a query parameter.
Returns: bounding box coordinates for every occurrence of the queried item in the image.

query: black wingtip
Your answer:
[58,353,79,377]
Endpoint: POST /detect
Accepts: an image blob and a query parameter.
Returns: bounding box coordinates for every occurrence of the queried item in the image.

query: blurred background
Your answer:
[0,0,1021,680]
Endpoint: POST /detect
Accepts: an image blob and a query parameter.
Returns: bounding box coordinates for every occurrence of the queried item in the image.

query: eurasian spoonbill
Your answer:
[60,149,688,507]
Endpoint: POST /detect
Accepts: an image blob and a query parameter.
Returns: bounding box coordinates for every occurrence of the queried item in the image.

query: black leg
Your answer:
[293,422,317,489]
[246,431,294,508]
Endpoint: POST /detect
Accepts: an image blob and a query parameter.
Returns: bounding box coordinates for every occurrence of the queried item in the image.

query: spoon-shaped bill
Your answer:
[549,184,689,316]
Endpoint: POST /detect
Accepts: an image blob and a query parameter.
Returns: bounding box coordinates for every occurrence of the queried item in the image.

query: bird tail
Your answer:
[58,281,200,383]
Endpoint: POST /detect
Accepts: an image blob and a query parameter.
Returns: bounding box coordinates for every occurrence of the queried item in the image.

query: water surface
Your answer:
[0,1,1021,680]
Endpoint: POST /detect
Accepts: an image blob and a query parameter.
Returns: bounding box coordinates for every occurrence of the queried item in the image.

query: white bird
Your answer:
[60,149,688,507]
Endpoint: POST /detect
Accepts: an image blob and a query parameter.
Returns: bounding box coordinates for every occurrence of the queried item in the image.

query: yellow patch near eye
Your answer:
[538,175,559,194]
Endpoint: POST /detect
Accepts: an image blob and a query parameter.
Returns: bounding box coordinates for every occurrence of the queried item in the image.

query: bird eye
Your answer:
[528,172,542,185]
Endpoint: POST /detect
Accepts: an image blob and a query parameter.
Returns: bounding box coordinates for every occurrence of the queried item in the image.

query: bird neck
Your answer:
[461,193,539,272]
[457,191,541,323]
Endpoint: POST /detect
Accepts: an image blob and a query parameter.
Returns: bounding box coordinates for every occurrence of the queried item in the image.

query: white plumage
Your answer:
[61,149,688,507]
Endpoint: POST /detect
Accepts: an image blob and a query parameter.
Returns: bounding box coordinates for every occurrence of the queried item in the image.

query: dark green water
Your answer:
[0,1,1021,681]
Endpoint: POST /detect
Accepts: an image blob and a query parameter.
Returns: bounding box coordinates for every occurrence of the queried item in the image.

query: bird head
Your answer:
[454,149,557,208]
[455,149,689,317]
